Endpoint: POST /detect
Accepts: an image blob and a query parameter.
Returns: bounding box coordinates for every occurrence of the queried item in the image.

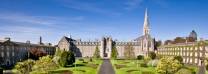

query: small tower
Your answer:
[189,30,197,41]
[143,8,150,35]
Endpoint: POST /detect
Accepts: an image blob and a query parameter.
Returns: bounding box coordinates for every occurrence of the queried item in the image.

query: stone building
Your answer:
[157,41,208,65]
[0,37,55,67]
[57,9,155,58]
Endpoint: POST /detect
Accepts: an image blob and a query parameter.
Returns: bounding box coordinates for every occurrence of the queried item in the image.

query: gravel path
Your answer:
[98,59,115,74]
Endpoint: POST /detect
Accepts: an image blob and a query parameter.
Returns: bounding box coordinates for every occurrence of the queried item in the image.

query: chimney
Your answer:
[39,36,43,45]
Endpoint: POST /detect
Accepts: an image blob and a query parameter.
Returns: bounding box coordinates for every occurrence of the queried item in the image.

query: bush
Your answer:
[147,59,159,67]
[31,55,59,73]
[174,56,183,64]
[137,55,144,60]
[15,59,35,74]
[144,57,151,63]
[175,68,192,74]
[140,63,148,67]
[58,50,75,67]
[148,51,156,60]
[93,45,101,59]
[142,71,155,74]
[156,57,182,74]
[111,45,118,59]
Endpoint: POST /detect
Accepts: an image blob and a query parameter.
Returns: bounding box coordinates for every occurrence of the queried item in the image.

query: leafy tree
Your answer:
[156,40,162,47]
[206,59,208,71]
[29,47,47,60]
[164,40,173,45]
[156,57,182,74]
[58,50,75,67]
[31,55,59,73]
[148,51,156,60]
[15,59,35,74]
[55,48,62,56]
[124,44,135,59]
[137,55,144,60]
[68,50,75,65]
[174,37,186,43]
[111,44,118,59]
[186,37,196,42]
[174,56,183,64]
[93,45,100,59]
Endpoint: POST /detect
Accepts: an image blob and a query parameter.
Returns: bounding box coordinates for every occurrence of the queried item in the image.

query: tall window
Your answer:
[7,46,9,57]
[1,52,4,57]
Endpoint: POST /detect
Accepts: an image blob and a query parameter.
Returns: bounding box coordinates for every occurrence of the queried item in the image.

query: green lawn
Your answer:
[50,58,102,74]
[111,60,157,74]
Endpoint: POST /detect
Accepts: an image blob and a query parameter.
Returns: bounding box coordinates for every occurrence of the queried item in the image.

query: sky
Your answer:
[0,0,207,45]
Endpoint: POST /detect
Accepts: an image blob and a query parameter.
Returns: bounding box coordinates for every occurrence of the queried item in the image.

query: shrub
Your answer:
[144,56,151,63]
[174,56,183,64]
[148,51,156,60]
[156,57,182,74]
[93,45,100,59]
[140,63,148,67]
[111,45,118,59]
[147,59,159,67]
[15,59,35,74]
[32,55,59,73]
[137,55,144,60]
[142,71,155,74]
[58,50,75,67]
[175,68,192,74]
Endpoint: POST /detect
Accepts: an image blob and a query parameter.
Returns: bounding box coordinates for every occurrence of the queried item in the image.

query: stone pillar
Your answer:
[107,37,112,58]
[100,37,105,58]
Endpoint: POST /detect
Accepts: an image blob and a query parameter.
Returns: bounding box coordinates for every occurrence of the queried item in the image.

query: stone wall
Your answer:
[75,41,100,57]
[157,42,206,65]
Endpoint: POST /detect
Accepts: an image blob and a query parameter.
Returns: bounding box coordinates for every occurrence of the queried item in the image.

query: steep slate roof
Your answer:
[61,36,76,43]
[134,34,152,41]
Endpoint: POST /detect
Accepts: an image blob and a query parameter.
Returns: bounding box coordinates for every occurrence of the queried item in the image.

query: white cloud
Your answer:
[57,0,121,16]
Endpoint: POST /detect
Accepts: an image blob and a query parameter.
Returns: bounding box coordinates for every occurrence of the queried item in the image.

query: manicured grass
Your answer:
[50,58,103,74]
[111,60,157,74]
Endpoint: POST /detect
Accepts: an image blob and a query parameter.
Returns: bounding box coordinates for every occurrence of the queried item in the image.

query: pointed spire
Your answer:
[143,8,150,35]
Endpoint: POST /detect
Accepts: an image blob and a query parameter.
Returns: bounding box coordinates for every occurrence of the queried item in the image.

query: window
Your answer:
[7,51,9,57]
[195,53,198,57]
[12,52,14,56]
[195,59,198,63]
[1,52,4,57]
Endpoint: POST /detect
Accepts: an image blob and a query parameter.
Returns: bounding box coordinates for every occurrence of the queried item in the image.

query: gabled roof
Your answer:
[134,34,152,41]
[62,36,76,42]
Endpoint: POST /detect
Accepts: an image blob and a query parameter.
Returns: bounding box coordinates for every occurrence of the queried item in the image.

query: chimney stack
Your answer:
[39,36,43,45]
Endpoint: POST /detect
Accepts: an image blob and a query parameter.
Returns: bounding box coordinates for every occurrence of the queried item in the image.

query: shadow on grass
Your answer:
[65,64,86,67]
[49,70,73,74]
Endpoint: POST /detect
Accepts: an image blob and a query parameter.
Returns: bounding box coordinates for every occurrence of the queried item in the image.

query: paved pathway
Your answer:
[198,63,206,74]
[98,59,115,74]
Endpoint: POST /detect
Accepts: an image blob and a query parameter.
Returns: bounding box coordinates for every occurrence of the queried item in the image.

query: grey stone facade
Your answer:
[57,9,155,58]
[0,37,55,68]
[157,42,207,65]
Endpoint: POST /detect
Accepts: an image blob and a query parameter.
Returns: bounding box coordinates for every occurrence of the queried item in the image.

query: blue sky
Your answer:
[0,0,207,45]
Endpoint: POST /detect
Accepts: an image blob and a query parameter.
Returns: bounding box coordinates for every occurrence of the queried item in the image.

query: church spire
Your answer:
[143,8,150,35]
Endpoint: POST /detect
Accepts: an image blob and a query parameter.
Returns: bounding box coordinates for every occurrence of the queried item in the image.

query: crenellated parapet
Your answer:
[115,41,140,46]
[75,41,100,46]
